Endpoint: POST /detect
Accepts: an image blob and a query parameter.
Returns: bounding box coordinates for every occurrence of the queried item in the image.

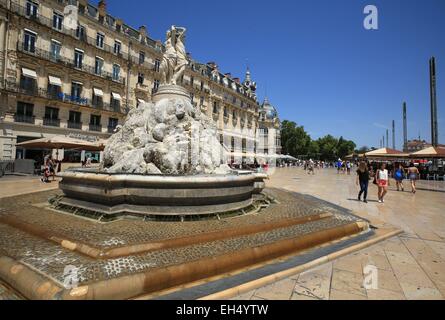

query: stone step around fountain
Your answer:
[57,171,268,220]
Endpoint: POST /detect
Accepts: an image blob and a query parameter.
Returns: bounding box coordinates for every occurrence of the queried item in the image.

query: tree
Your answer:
[280,120,311,157]
[280,120,357,161]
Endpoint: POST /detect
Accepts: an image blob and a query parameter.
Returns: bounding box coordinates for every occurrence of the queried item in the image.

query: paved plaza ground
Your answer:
[0,168,444,300]
[233,167,445,300]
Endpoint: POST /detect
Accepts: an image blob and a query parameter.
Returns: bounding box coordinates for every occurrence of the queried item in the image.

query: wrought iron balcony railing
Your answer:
[43,118,60,127]
[14,114,35,124]
[17,43,126,85]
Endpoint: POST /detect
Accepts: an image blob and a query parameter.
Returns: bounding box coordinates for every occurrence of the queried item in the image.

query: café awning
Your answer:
[365,148,409,158]
[410,147,445,158]
[16,136,104,152]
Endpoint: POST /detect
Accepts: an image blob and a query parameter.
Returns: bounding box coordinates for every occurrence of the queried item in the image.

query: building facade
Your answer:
[0,0,281,164]
[406,139,445,153]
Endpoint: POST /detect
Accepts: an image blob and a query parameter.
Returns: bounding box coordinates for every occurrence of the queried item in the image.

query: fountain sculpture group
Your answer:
[58,26,267,219]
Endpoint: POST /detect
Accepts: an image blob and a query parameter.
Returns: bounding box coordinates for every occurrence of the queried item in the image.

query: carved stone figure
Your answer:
[160,26,188,85]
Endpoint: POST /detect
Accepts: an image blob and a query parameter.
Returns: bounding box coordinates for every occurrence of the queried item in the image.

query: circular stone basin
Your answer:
[57,169,268,219]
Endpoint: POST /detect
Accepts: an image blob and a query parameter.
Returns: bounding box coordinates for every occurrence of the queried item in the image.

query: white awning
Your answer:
[111,92,122,100]
[22,67,37,79]
[137,98,146,104]
[93,88,104,97]
[48,76,62,86]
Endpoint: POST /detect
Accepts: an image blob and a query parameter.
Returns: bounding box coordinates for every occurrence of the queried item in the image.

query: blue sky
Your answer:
[102,0,444,149]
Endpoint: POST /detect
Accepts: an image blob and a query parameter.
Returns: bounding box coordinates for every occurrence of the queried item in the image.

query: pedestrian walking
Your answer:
[356,161,370,203]
[376,163,390,203]
[407,163,420,194]
[394,164,405,192]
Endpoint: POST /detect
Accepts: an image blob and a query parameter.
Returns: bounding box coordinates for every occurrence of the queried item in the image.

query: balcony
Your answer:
[43,118,60,127]
[17,43,126,85]
[67,121,82,130]
[89,124,102,132]
[14,114,35,124]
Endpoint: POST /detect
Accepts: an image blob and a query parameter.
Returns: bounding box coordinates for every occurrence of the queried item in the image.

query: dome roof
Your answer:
[260,97,278,120]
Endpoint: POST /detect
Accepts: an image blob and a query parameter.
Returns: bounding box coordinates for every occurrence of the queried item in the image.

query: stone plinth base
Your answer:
[152,84,191,103]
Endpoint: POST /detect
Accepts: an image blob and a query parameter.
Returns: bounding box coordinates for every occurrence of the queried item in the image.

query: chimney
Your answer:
[233,77,240,84]
[224,73,231,78]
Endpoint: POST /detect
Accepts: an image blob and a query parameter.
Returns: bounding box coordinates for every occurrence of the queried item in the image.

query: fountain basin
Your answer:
[57,170,268,219]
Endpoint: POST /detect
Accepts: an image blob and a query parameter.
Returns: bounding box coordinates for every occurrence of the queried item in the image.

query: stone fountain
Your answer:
[58,26,267,220]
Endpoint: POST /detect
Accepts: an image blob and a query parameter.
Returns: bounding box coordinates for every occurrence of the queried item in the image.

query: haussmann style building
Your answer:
[0,0,281,167]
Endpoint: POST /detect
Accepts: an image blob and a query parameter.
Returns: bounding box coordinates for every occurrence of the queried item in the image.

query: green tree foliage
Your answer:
[280,121,356,161]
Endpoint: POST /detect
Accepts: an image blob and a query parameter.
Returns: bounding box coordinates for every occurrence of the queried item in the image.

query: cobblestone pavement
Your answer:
[0,182,364,291]
[232,167,445,300]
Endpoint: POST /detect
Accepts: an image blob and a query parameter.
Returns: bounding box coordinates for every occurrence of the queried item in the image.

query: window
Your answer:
[23,30,36,53]
[112,64,120,81]
[71,82,82,100]
[95,57,103,75]
[20,73,37,94]
[69,111,81,123]
[96,33,104,48]
[53,12,63,31]
[26,1,38,18]
[213,101,218,114]
[50,40,61,61]
[92,88,103,108]
[114,41,121,55]
[76,25,86,40]
[74,49,83,68]
[16,102,34,116]
[200,96,204,106]
[200,81,204,91]
[108,118,118,133]
[139,51,145,64]
[232,110,236,119]
[44,107,59,127]
[137,73,144,85]
[68,111,82,129]
[153,79,160,92]
[154,59,160,72]
[224,107,228,118]
[116,24,121,33]
[89,115,101,132]
[190,76,194,86]
[47,76,62,99]
[16,102,34,123]
[110,93,121,111]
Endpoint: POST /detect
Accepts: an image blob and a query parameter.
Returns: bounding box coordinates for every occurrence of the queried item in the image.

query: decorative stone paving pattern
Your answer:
[0,215,357,285]
[0,188,361,249]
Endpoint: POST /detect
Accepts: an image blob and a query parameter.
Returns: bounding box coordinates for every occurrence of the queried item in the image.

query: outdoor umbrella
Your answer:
[410,147,445,158]
[16,136,104,152]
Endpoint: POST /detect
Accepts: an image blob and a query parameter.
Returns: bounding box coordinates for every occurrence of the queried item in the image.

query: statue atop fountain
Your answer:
[102,26,230,175]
